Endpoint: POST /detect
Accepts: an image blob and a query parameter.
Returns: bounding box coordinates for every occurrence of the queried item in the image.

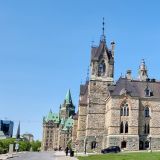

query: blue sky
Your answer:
[0,0,160,140]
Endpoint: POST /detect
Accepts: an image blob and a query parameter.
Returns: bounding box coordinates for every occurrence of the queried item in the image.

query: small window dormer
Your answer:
[144,87,153,97]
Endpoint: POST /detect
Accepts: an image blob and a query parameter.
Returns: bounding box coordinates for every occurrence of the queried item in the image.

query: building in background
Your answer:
[22,133,34,142]
[0,120,14,139]
[42,90,76,151]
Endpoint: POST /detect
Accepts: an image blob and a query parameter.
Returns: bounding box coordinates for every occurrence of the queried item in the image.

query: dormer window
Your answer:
[98,60,106,76]
[144,87,153,97]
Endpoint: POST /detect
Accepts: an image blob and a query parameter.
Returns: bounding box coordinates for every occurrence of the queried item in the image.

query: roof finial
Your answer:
[101,17,106,42]
[102,17,105,36]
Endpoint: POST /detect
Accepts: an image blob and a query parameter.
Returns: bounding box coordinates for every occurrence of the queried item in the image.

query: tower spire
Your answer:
[102,17,105,36]
[16,121,20,140]
[101,17,106,42]
[65,89,72,104]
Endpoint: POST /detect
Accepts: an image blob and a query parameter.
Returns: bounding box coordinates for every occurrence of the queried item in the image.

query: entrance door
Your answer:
[139,141,144,150]
[121,141,127,149]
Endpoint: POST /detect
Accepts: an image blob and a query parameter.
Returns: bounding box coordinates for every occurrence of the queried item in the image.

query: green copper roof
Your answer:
[65,89,72,104]
[44,110,60,123]
[62,117,74,131]
[60,118,65,125]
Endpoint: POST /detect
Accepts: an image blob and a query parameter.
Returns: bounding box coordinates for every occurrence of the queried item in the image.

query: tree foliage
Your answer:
[30,140,41,151]
[0,138,41,154]
[19,141,31,151]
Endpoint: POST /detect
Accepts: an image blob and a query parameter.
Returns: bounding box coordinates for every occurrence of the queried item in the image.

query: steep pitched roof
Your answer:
[44,110,60,123]
[62,117,74,131]
[79,81,88,105]
[91,41,112,61]
[65,89,72,104]
[109,78,160,98]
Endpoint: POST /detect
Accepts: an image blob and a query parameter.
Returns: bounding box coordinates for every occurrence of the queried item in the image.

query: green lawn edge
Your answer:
[77,152,160,160]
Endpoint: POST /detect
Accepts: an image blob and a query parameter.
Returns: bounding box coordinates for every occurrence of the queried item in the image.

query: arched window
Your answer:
[125,122,128,133]
[144,107,150,117]
[120,122,123,133]
[121,103,129,116]
[98,60,106,76]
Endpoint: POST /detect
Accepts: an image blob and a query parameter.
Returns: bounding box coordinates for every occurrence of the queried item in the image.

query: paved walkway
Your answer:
[54,151,78,160]
[0,151,78,160]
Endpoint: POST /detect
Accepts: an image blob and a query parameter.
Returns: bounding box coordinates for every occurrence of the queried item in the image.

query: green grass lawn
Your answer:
[78,152,160,160]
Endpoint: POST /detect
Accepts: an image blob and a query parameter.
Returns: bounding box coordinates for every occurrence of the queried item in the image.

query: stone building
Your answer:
[75,26,160,152]
[42,90,75,151]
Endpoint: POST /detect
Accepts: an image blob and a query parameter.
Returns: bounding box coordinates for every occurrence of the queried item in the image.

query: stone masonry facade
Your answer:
[74,26,160,152]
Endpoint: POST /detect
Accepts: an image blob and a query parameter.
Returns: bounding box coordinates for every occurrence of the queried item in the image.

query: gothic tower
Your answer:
[60,89,75,119]
[85,19,115,151]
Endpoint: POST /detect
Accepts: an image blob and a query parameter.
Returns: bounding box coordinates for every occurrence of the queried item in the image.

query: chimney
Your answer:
[126,70,132,80]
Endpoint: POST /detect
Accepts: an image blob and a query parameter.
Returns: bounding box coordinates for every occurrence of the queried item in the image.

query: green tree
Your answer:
[19,141,31,151]
[0,138,15,153]
[30,140,41,151]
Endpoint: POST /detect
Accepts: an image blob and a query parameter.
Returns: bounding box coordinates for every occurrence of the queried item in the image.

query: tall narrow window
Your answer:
[121,103,129,116]
[126,107,129,116]
[147,124,150,134]
[125,122,128,133]
[98,60,106,76]
[120,122,123,133]
[144,107,149,117]
[120,108,123,116]
[144,123,150,134]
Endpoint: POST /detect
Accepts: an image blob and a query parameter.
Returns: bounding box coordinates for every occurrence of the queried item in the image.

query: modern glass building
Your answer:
[0,120,14,138]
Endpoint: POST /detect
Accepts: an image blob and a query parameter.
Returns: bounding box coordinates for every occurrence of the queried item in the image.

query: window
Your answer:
[120,108,123,116]
[126,107,129,116]
[121,103,129,116]
[147,124,150,134]
[144,107,150,117]
[120,121,128,134]
[120,122,123,133]
[98,60,106,76]
[125,122,128,133]
[145,87,153,97]
[144,123,150,134]
[144,124,147,134]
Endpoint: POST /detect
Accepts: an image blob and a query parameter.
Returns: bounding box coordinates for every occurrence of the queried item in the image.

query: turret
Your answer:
[90,18,114,83]
[138,59,148,81]
[60,90,75,119]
